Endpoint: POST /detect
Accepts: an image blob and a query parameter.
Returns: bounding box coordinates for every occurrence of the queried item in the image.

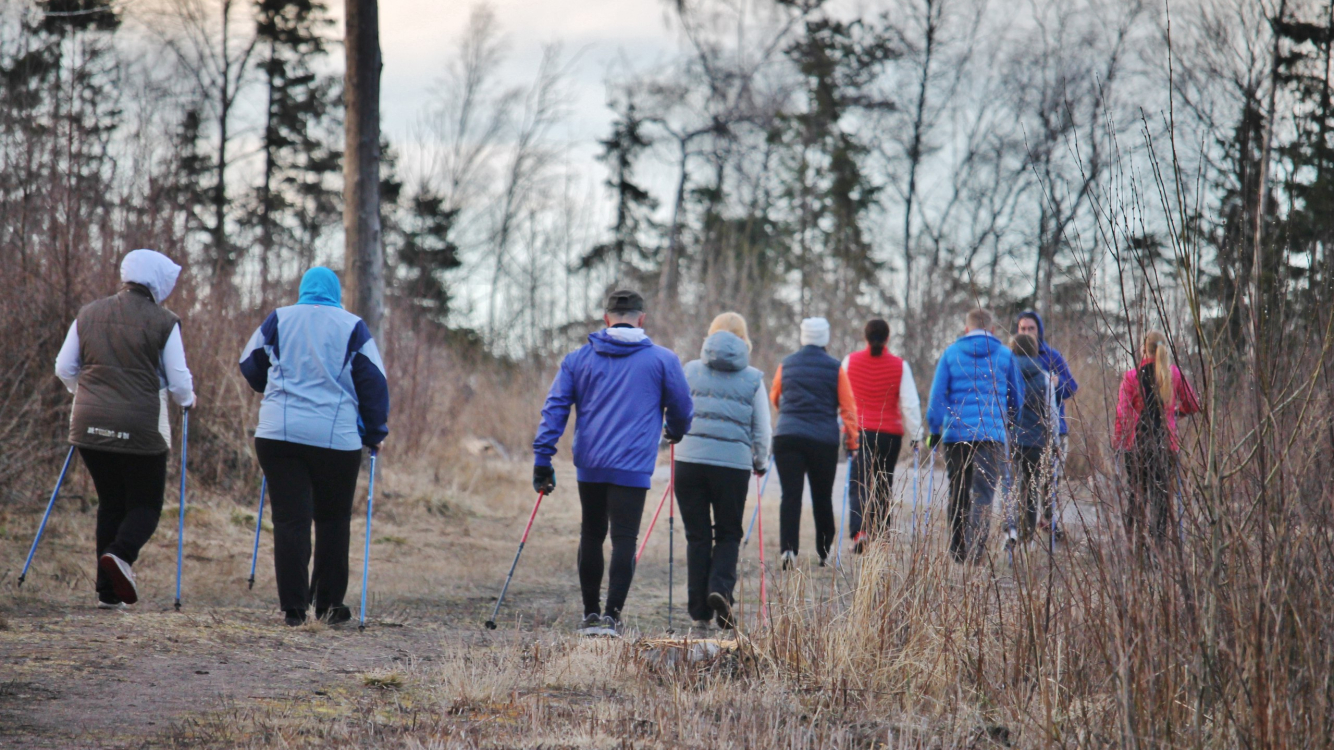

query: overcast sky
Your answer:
[371,1,680,162]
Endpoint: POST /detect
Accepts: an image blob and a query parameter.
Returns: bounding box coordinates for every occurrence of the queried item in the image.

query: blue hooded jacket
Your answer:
[926,331,1025,444]
[1016,310,1077,435]
[534,327,694,489]
[239,268,390,450]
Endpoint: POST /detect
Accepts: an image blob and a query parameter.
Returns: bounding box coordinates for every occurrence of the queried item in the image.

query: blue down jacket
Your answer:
[533,327,694,489]
[926,331,1024,444]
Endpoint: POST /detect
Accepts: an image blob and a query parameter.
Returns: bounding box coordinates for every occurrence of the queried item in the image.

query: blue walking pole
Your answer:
[923,446,937,530]
[358,449,379,631]
[835,456,852,568]
[174,409,189,611]
[742,455,775,548]
[246,477,267,590]
[17,446,77,587]
[910,445,920,533]
[1048,447,1061,557]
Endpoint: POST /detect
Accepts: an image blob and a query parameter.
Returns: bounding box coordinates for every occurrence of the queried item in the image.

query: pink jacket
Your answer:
[1113,361,1200,453]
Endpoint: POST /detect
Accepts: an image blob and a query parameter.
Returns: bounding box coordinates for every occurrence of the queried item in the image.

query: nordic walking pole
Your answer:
[246,477,267,590]
[634,483,672,564]
[923,446,937,530]
[910,444,920,535]
[483,486,547,630]
[174,409,189,611]
[835,456,852,568]
[742,455,776,548]
[754,472,769,626]
[667,444,676,634]
[17,446,76,587]
[357,449,379,631]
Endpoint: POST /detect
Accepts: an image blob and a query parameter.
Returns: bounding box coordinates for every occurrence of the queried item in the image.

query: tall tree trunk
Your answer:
[344,0,384,341]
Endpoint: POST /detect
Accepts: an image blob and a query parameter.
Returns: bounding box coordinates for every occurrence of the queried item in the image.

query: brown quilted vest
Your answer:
[69,285,180,455]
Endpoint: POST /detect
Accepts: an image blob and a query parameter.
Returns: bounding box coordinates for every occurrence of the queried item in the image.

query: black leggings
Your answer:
[1011,445,1051,540]
[1124,448,1178,542]
[255,438,363,612]
[576,482,648,620]
[773,435,840,559]
[673,461,749,621]
[849,430,902,538]
[79,448,167,602]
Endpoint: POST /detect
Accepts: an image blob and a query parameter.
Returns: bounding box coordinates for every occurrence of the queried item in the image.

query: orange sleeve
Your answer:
[770,364,783,409]
[838,368,859,450]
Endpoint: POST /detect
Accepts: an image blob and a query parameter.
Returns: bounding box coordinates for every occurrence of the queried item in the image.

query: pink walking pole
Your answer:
[635,482,673,564]
[754,473,769,624]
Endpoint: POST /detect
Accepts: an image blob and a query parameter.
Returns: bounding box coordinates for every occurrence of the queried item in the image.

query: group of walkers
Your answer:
[49,254,1197,632]
[55,252,388,626]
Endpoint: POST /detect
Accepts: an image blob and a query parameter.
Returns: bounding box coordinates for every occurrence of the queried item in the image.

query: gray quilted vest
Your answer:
[775,345,841,445]
[676,331,764,471]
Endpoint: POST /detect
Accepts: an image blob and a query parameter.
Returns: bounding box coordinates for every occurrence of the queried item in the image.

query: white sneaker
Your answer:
[780,551,797,571]
[98,554,138,605]
[96,600,127,611]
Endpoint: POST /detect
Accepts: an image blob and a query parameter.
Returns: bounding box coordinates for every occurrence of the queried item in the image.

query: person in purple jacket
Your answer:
[533,290,693,636]
[1014,311,1078,537]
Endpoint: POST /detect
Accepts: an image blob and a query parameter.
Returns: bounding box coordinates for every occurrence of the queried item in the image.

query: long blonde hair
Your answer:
[708,312,751,351]
[1142,331,1173,406]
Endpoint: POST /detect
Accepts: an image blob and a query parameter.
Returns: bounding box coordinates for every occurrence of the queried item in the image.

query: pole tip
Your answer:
[17,576,25,587]
[174,600,181,611]
[484,620,497,630]
[247,579,254,590]
[358,624,366,632]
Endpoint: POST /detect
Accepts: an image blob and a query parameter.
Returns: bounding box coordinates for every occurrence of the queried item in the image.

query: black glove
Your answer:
[663,429,683,445]
[533,465,556,494]
[927,434,941,449]
[754,466,767,477]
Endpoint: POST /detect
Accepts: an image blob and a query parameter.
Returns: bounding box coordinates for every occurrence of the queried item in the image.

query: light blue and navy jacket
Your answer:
[676,331,771,473]
[926,331,1024,445]
[533,327,694,489]
[238,268,389,451]
[1016,311,1077,435]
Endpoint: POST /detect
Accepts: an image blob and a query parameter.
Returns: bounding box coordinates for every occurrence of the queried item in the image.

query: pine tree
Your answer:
[582,102,659,280]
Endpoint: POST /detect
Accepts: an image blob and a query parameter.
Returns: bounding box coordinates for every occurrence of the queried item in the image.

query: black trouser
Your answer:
[576,482,648,620]
[255,438,363,613]
[79,448,167,603]
[944,441,1001,562]
[1011,444,1051,541]
[773,435,839,559]
[849,431,902,539]
[1124,448,1177,542]
[673,461,749,622]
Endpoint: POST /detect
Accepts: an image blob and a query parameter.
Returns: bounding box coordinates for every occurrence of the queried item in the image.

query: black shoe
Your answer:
[708,592,734,630]
[316,605,352,626]
[284,609,308,627]
[578,612,603,636]
[98,554,139,605]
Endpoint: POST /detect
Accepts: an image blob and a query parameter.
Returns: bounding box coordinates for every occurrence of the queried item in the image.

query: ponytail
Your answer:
[1145,331,1174,407]
[864,318,890,357]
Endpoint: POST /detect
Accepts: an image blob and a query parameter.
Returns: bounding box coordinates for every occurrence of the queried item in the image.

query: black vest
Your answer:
[775,345,841,445]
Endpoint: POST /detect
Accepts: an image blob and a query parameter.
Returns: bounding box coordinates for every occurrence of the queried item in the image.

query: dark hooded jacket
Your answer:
[1016,311,1077,434]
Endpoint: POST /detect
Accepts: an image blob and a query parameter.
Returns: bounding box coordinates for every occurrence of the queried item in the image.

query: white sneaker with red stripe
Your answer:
[98,554,139,605]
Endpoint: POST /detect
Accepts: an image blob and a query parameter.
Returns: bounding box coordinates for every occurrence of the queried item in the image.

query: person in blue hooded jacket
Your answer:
[239,268,389,627]
[1015,310,1077,536]
[533,290,693,635]
[926,308,1024,563]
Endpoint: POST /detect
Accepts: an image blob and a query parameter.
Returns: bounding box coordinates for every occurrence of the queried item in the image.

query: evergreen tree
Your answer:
[582,102,659,280]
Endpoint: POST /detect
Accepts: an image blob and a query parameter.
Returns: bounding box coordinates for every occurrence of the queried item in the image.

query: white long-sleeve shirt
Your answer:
[55,320,196,408]
[841,354,924,442]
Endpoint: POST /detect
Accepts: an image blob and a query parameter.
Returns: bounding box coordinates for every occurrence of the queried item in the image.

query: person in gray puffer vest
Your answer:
[674,313,771,631]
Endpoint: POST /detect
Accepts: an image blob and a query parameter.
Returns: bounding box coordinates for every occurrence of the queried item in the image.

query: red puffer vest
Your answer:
[846,347,904,435]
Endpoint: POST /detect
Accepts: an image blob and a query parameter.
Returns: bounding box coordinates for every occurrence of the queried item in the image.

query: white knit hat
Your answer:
[800,317,830,347]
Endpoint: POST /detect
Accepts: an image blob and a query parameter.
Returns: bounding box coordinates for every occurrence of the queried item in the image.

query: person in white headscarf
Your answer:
[54,249,196,609]
[768,317,859,568]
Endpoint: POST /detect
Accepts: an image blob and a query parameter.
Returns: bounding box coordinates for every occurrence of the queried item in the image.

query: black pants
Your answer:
[1124,448,1177,542]
[849,431,902,538]
[1011,445,1051,541]
[255,438,363,613]
[944,441,1001,562]
[774,435,839,559]
[576,482,648,620]
[80,448,167,603]
[673,461,749,621]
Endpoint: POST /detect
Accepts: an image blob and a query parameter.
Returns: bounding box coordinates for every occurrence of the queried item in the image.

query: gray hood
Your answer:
[701,331,749,372]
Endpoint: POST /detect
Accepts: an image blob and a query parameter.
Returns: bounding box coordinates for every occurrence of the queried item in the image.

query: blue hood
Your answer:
[1017,310,1045,343]
[957,331,1008,358]
[298,267,343,307]
[588,328,654,356]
